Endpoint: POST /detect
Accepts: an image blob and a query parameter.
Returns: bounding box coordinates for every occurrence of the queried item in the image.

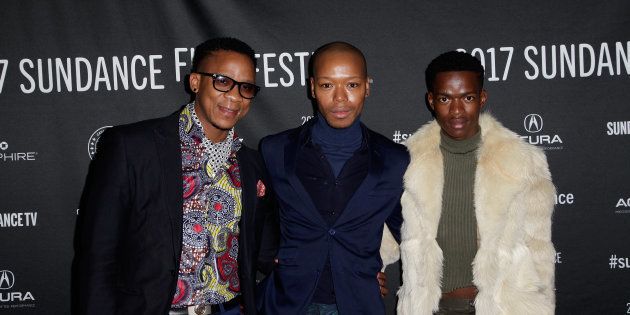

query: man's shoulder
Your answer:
[110,111,178,137]
[237,143,262,162]
[236,144,267,176]
[366,127,408,160]
[479,114,550,178]
[96,111,180,158]
[404,119,441,156]
[480,113,540,155]
[260,124,304,148]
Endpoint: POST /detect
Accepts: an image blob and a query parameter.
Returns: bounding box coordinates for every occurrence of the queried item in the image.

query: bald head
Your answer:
[309,41,370,129]
[311,41,367,77]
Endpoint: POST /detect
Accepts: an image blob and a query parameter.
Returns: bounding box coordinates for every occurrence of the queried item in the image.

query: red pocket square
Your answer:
[256,180,266,197]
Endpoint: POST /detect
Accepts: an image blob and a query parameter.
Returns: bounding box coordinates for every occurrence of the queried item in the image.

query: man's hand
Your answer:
[377,271,388,297]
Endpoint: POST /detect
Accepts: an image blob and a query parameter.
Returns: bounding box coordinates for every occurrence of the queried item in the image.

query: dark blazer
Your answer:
[257,120,409,315]
[76,110,277,315]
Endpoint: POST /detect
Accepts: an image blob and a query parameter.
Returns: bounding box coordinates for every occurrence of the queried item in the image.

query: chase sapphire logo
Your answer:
[0,270,15,290]
[88,126,112,160]
[524,114,543,133]
[0,141,7,151]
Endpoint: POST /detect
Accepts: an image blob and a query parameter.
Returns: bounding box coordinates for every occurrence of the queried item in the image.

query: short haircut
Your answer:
[191,37,256,72]
[425,51,485,91]
[310,41,367,77]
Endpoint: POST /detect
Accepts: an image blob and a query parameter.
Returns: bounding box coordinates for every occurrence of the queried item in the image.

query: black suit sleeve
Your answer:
[385,196,403,243]
[255,139,280,275]
[76,128,131,315]
[385,148,409,243]
[256,187,279,275]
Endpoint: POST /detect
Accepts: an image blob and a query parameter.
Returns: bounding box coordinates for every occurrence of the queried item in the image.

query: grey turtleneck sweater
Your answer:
[437,130,481,293]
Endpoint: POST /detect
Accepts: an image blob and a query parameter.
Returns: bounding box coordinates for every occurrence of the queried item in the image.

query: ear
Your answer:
[189,73,200,93]
[365,76,371,97]
[427,92,435,111]
[309,77,316,98]
[480,89,488,109]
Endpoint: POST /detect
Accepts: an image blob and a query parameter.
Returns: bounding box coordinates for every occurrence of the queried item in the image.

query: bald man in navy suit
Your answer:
[257,42,408,315]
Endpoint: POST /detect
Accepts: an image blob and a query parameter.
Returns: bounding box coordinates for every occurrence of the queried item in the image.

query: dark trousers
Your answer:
[435,298,475,314]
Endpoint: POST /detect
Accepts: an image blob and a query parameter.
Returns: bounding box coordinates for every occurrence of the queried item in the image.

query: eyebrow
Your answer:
[315,76,365,80]
[434,90,477,96]
[212,73,256,84]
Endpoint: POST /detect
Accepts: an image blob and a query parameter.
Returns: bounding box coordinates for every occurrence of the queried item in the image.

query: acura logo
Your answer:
[524,114,543,133]
[0,270,15,290]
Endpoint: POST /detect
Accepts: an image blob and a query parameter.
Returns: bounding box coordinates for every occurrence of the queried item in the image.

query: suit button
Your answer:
[328,229,336,235]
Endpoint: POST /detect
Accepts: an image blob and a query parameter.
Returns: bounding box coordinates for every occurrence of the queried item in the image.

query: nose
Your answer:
[333,85,347,102]
[225,83,242,101]
[450,99,463,114]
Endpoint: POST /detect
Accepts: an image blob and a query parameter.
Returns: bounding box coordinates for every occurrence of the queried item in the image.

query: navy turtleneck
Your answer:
[311,115,363,177]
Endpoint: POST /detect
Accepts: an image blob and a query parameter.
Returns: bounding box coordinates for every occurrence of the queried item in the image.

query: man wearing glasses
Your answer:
[77,37,277,315]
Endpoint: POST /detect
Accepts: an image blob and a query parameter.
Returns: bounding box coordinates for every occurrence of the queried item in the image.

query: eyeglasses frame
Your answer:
[194,71,261,99]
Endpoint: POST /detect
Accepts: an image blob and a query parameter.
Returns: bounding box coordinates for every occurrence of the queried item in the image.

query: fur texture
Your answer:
[380,225,400,269]
[395,114,556,315]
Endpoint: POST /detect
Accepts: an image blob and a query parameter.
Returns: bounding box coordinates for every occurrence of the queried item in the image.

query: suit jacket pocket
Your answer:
[276,247,298,266]
[116,287,145,314]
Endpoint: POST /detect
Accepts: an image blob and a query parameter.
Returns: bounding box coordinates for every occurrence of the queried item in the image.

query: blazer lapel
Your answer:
[335,129,383,225]
[236,148,255,273]
[154,112,184,267]
[284,131,327,227]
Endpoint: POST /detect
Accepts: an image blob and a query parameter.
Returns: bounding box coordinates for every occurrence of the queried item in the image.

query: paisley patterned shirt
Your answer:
[172,104,243,307]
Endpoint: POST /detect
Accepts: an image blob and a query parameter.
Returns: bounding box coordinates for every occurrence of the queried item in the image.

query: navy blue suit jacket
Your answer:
[257,121,409,315]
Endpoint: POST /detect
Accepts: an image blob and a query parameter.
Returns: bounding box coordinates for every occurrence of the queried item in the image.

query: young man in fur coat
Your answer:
[395,51,556,315]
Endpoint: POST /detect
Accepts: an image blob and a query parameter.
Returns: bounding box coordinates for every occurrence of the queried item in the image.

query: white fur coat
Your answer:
[394,114,556,315]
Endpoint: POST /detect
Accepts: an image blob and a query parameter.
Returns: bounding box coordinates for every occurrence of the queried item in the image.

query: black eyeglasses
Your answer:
[195,72,260,99]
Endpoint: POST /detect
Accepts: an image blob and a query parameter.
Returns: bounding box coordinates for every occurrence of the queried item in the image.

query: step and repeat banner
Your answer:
[1,1,629,314]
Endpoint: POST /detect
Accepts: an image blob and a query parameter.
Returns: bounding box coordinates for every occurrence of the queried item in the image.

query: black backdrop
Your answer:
[1,1,629,314]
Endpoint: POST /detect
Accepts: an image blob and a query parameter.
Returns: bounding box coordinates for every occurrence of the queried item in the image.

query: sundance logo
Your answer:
[606,120,630,135]
[554,252,562,264]
[519,114,563,150]
[0,212,38,228]
[88,126,112,160]
[555,193,574,205]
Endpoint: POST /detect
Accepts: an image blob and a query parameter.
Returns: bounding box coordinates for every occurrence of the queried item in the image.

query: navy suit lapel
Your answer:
[154,112,184,267]
[335,129,383,226]
[284,129,327,227]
